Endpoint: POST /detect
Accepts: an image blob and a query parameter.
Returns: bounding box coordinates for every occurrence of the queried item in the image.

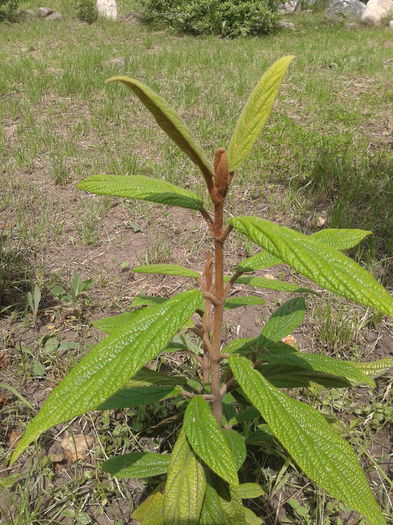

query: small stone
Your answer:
[96,0,117,20]
[44,11,62,21]
[316,216,326,227]
[361,0,393,25]
[37,7,53,17]
[264,274,276,280]
[278,20,296,30]
[61,434,94,463]
[101,56,126,67]
[389,19,393,27]
[345,21,360,29]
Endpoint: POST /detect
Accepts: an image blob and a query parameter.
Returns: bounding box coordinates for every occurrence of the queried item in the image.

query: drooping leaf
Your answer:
[231,275,317,295]
[102,452,170,478]
[224,296,265,309]
[130,367,187,386]
[227,56,294,171]
[93,307,155,335]
[184,396,238,485]
[163,429,206,525]
[229,355,386,525]
[133,492,164,524]
[78,174,204,211]
[260,297,305,342]
[131,295,168,308]
[351,358,393,378]
[222,429,246,471]
[200,474,247,525]
[133,264,199,278]
[97,385,182,409]
[259,353,375,388]
[107,76,214,185]
[231,216,393,317]
[238,228,371,272]
[238,483,265,499]
[11,289,202,464]
[223,336,296,356]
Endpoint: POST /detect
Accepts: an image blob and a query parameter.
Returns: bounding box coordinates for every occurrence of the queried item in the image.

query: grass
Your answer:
[0,1,392,523]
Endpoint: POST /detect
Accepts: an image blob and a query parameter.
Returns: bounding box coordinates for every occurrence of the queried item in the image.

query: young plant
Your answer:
[51,272,93,305]
[10,57,393,524]
[26,284,41,325]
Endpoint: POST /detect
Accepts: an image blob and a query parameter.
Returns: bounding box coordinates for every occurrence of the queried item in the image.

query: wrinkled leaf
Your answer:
[133,264,199,278]
[184,396,238,485]
[222,429,246,471]
[163,429,206,524]
[133,492,164,524]
[11,290,202,464]
[261,297,305,342]
[102,452,170,478]
[224,336,296,356]
[200,474,246,525]
[351,358,393,378]
[107,76,214,184]
[130,367,187,386]
[227,56,294,171]
[238,483,265,499]
[243,506,263,525]
[231,216,393,317]
[97,385,182,409]
[229,355,386,525]
[231,275,317,295]
[224,296,265,309]
[78,174,204,211]
[131,295,168,308]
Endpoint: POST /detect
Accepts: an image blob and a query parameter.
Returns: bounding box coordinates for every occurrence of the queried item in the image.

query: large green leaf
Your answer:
[231,275,317,294]
[238,483,265,499]
[163,429,206,525]
[222,429,246,471]
[10,289,202,464]
[238,228,372,272]
[78,174,204,210]
[93,306,157,334]
[133,492,164,525]
[351,357,393,378]
[200,474,247,525]
[130,367,187,386]
[229,355,386,525]
[231,216,393,317]
[131,295,168,308]
[107,76,214,184]
[97,384,182,409]
[260,297,305,342]
[224,296,265,309]
[227,56,294,171]
[102,452,170,478]
[184,396,239,485]
[259,353,375,388]
[224,336,296,356]
[133,264,199,278]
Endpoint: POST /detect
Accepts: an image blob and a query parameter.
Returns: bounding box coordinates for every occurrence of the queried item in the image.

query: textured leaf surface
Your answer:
[130,367,187,386]
[131,295,167,308]
[227,56,294,171]
[78,174,204,210]
[102,452,170,478]
[224,296,265,309]
[261,297,305,342]
[93,307,156,335]
[97,385,182,409]
[224,337,296,356]
[238,483,265,499]
[243,507,263,525]
[133,264,199,278]
[231,216,393,317]
[351,358,393,378]
[232,275,317,294]
[200,475,246,525]
[184,396,238,485]
[222,429,246,471]
[163,429,205,525]
[133,492,164,524]
[11,290,202,464]
[238,228,371,272]
[107,76,214,182]
[229,355,386,525]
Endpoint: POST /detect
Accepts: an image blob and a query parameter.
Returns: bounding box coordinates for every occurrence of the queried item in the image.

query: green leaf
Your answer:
[231,275,317,295]
[131,295,168,308]
[0,474,21,489]
[200,475,247,525]
[243,507,263,525]
[133,264,199,278]
[224,296,265,309]
[259,353,375,388]
[229,355,386,525]
[10,289,202,465]
[92,307,154,335]
[223,337,296,357]
[231,216,393,317]
[107,76,214,184]
[246,425,275,445]
[133,492,164,524]
[227,56,294,171]
[130,367,187,386]
[260,297,305,342]
[222,429,246,471]
[97,385,182,409]
[163,429,206,525]
[238,483,265,499]
[78,174,204,211]
[238,228,371,272]
[102,452,170,478]
[184,396,238,485]
[351,358,393,378]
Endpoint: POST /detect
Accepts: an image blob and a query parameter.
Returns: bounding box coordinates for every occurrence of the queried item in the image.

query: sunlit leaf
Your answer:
[238,483,265,499]
[97,385,182,409]
[351,357,393,378]
[133,492,164,524]
[260,297,305,342]
[200,474,246,525]
[231,275,317,294]
[102,452,170,478]
[133,264,199,278]
[224,296,265,309]
[222,429,246,471]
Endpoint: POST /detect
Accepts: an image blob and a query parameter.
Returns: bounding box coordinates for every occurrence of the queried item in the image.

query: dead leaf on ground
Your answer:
[316,216,326,228]
[61,434,94,463]
[264,274,275,280]
[7,429,22,448]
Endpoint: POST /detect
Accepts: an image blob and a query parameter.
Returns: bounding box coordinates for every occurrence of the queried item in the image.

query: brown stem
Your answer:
[224,270,244,297]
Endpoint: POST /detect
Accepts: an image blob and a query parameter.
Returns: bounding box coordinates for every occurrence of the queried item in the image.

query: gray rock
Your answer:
[96,0,117,20]
[389,19,393,27]
[278,20,297,29]
[101,57,126,67]
[361,0,393,25]
[19,9,37,18]
[37,7,53,17]
[44,11,62,21]
[326,0,366,19]
[278,0,301,14]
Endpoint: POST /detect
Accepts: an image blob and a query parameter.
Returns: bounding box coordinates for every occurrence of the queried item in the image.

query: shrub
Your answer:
[139,0,279,37]
[10,58,393,524]
[0,0,19,22]
[75,0,98,24]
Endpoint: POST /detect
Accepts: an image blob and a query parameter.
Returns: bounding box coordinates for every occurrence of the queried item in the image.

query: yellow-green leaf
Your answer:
[229,355,386,525]
[351,358,393,378]
[102,452,170,478]
[200,475,247,525]
[107,76,214,185]
[231,216,393,317]
[232,275,317,295]
[133,264,199,278]
[238,483,265,499]
[163,429,206,525]
[261,297,305,342]
[227,56,294,171]
[133,492,164,524]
